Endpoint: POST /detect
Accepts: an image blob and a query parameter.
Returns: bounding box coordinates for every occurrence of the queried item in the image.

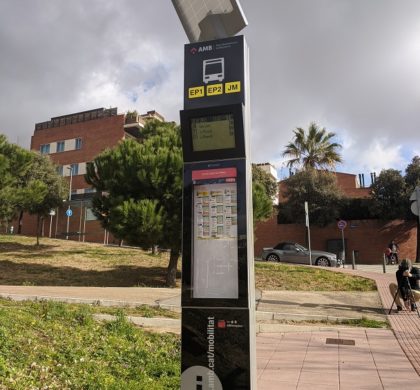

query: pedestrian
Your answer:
[388,239,399,264]
[389,259,420,311]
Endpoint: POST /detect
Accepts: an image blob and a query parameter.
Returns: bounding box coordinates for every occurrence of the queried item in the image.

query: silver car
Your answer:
[261,242,341,267]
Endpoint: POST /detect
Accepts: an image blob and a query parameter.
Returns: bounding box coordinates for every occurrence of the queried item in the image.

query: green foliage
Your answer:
[252,164,278,199]
[251,164,277,223]
[279,169,343,226]
[339,198,375,220]
[85,120,183,286]
[0,299,180,389]
[112,199,164,250]
[252,182,273,223]
[0,135,33,224]
[369,169,408,219]
[0,136,66,241]
[405,156,420,190]
[86,121,182,250]
[283,122,342,170]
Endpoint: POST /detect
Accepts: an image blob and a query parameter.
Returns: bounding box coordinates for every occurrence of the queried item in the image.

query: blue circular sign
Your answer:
[66,209,73,217]
[337,220,347,230]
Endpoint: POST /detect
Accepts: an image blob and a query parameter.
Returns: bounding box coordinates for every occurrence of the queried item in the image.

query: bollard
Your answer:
[382,253,387,273]
[352,250,356,270]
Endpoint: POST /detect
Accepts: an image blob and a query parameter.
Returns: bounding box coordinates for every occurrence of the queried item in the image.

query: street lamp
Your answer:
[66,166,73,239]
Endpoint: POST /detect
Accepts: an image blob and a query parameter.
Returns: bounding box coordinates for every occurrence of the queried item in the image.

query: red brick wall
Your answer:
[17,114,127,243]
[254,216,417,264]
[31,114,125,193]
[13,204,117,244]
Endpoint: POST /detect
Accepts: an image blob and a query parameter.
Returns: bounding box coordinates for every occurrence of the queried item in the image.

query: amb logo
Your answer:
[190,45,213,55]
[198,45,213,52]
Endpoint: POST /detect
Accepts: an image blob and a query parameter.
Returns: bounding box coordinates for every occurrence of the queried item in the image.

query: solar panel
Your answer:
[172,0,247,42]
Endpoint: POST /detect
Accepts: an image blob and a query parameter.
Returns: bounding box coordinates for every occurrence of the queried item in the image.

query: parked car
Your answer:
[261,242,341,267]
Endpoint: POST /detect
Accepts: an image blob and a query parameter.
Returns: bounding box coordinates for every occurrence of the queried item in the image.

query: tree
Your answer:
[252,164,278,199]
[405,156,420,261]
[0,135,33,231]
[251,164,277,223]
[252,182,273,224]
[279,169,343,227]
[369,169,408,220]
[283,122,342,170]
[19,153,68,245]
[405,156,420,189]
[86,120,183,287]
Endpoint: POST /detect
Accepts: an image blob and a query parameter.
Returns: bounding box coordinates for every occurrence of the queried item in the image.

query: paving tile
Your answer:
[257,379,298,390]
[297,381,339,390]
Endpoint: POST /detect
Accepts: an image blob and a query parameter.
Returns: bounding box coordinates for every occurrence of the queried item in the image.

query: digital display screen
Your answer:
[191,114,235,152]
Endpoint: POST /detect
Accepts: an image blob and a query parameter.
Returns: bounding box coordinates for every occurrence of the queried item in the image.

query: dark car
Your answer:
[261,242,341,267]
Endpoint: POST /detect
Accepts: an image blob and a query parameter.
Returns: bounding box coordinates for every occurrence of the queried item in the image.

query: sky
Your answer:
[0,0,419,183]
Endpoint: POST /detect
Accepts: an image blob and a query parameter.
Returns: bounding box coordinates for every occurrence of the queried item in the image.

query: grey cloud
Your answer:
[0,0,419,175]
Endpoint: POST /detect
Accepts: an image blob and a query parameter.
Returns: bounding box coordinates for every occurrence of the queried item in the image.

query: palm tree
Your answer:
[283,122,342,171]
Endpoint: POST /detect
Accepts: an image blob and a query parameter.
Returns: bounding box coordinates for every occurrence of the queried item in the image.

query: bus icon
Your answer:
[203,58,225,84]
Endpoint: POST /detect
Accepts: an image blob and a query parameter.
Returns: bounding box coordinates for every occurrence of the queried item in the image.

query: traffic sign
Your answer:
[409,186,419,201]
[66,209,73,217]
[410,187,420,216]
[337,220,347,230]
[411,202,419,216]
[49,209,56,216]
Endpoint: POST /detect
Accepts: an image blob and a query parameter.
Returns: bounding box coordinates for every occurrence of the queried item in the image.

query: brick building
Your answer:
[255,172,418,264]
[18,107,164,243]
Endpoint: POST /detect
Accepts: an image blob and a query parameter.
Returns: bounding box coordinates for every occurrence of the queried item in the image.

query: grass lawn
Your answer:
[0,298,180,389]
[255,262,377,291]
[0,235,180,288]
[0,234,376,291]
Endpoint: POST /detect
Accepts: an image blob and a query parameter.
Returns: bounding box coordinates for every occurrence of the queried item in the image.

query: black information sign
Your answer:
[184,35,245,109]
[180,35,255,389]
[181,308,250,389]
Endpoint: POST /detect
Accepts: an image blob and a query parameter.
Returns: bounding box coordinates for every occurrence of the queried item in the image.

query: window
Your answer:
[56,166,63,176]
[85,208,97,221]
[40,144,50,154]
[70,163,79,176]
[75,138,82,150]
[56,141,65,153]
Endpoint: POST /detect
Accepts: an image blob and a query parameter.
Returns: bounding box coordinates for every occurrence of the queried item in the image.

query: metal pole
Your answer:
[418,187,420,263]
[417,187,420,226]
[66,166,73,240]
[305,201,312,266]
[78,200,83,242]
[55,208,59,238]
[341,228,346,265]
[49,214,53,238]
[83,207,87,242]
[383,253,387,273]
[66,205,70,240]
[352,250,356,270]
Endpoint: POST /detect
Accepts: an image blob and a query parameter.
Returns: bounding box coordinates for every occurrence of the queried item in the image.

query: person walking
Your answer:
[388,239,400,264]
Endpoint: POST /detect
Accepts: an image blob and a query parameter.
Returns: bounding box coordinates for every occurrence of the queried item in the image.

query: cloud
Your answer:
[0,0,184,147]
[0,0,419,178]
[241,0,420,173]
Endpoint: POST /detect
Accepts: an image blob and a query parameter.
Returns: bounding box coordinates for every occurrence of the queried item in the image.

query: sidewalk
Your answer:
[0,267,419,388]
[333,266,420,377]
